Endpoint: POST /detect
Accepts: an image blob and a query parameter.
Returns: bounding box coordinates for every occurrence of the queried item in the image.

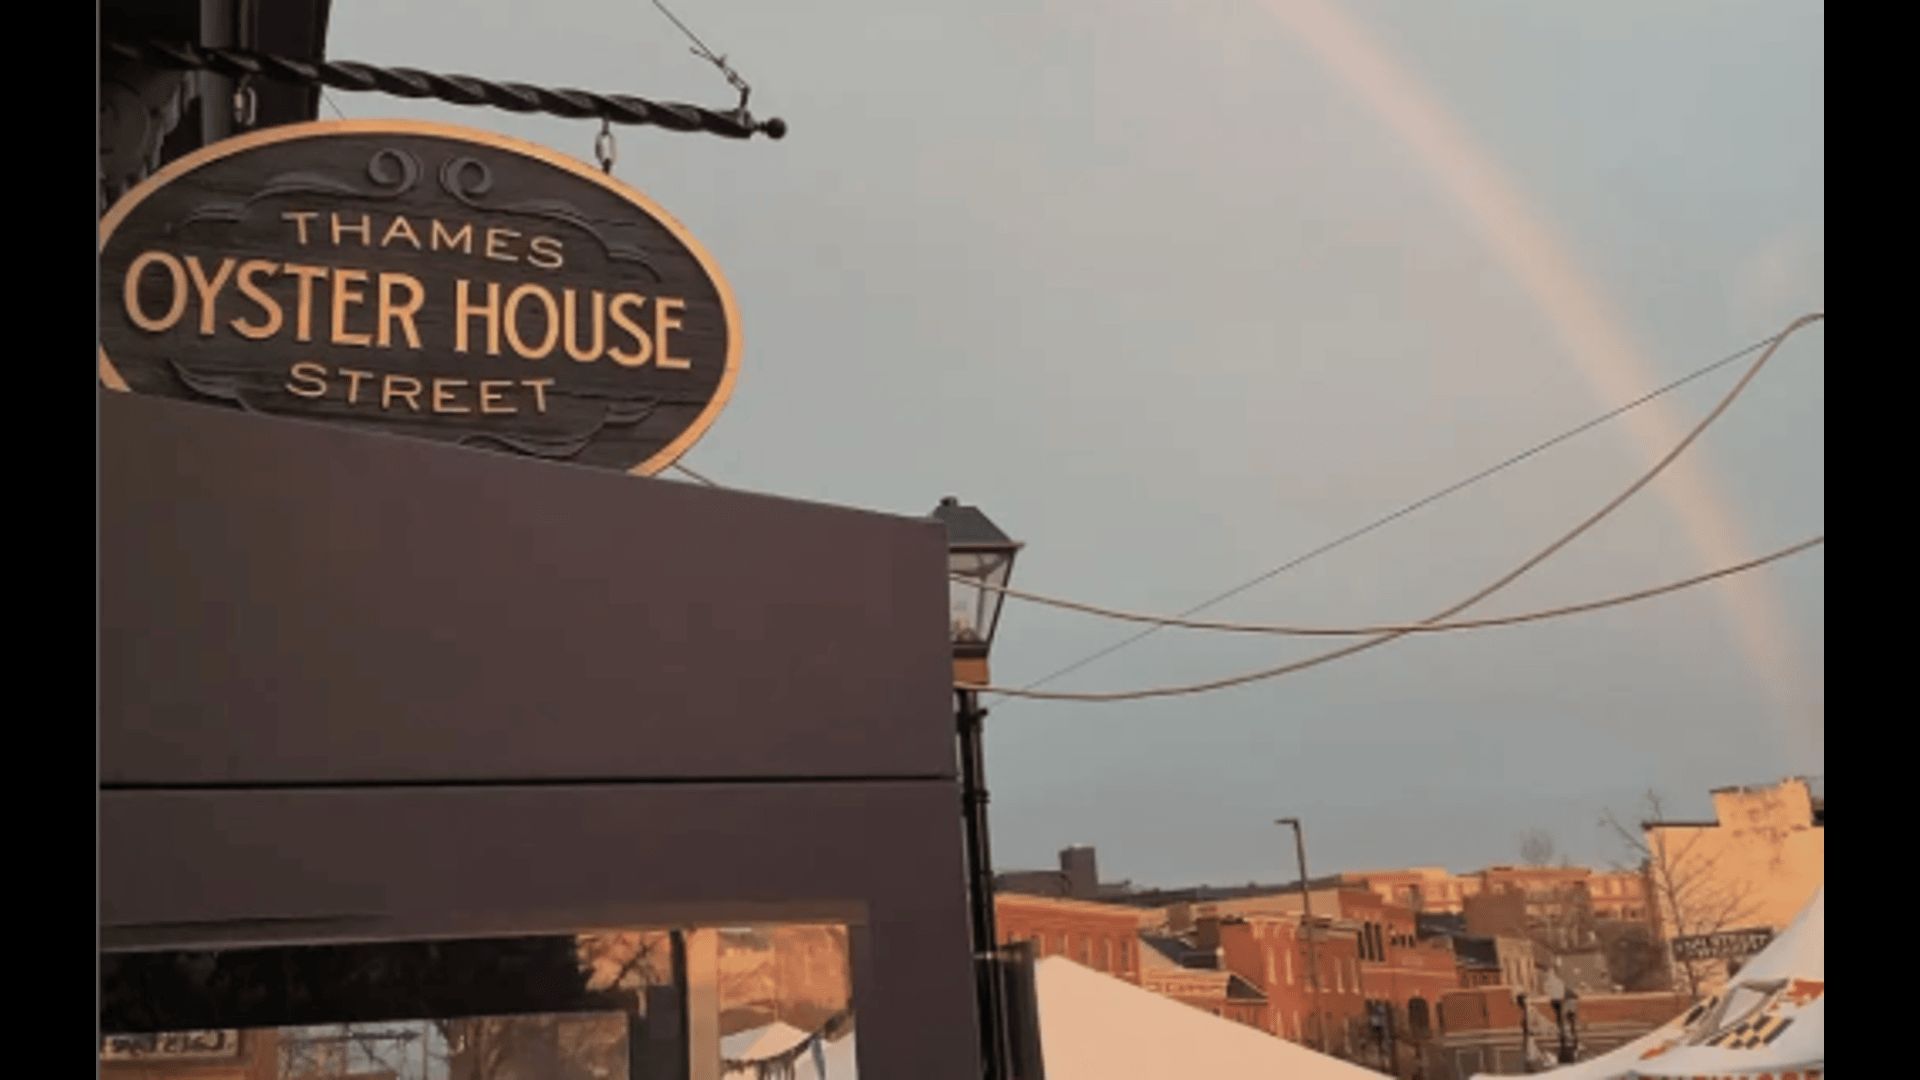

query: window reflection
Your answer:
[101,924,857,1079]
[717,926,856,1079]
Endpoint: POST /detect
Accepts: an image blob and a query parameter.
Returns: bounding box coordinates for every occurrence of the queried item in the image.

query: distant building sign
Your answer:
[98,119,741,476]
[1670,927,1773,962]
[101,1029,242,1061]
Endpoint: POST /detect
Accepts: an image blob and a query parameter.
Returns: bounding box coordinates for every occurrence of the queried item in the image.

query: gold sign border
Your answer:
[97,118,744,478]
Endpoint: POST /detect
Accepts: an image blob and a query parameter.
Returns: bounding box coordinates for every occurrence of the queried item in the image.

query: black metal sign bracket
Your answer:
[103,40,789,141]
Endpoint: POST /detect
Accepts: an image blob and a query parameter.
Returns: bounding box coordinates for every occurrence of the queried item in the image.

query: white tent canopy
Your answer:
[1476,888,1824,1080]
[717,956,1385,1079]
[1034,955,1383,1080]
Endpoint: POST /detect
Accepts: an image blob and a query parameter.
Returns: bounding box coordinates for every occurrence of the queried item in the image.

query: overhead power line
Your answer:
[649,0,756,113]
[998,322,1819,701]
[959,535,1822,636]
[673,462,721,486]
[962,313,1823,702]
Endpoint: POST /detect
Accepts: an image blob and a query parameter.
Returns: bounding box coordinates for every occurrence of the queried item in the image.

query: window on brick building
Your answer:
[1408,997,1432,1038]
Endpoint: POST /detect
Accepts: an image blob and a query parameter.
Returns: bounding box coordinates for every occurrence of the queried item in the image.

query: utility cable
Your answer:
[957,535,1821,636]
[998,323,1814,699]
[961,312,1823,701]
[672,462,721,486]
[649,0,755,113]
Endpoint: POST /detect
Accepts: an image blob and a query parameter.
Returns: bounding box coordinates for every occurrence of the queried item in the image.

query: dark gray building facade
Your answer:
[98,4,983,1076]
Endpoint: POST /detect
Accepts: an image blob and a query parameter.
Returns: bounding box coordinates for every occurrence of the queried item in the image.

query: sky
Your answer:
[324,0,1823,887]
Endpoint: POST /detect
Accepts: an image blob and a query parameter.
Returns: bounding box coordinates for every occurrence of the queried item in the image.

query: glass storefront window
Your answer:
[101,923,858,1080]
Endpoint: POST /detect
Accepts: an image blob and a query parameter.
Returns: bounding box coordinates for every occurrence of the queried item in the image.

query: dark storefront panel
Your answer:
[103,923,861,1078]
[102,781,975,1077]
[99,391,952,787]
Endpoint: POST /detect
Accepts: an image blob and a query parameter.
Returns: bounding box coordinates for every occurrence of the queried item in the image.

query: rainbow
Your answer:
[1263,0,1820,746]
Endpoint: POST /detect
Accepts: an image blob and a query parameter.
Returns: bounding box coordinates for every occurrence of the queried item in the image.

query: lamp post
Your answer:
[1276,817,1325,1053]
[933,496,1023,1080]
[1517,991,1533,1074]
[1553,987,1578,1063]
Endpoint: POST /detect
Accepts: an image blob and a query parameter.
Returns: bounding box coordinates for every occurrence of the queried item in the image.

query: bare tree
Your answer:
[1595,920,1668,992]
[1518,829,1558,868]
[1529,881,1597,958]
[1600,790,1759,997]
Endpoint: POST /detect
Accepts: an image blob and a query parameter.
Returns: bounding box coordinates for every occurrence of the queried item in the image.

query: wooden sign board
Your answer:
[101,1029,243,1061]
[1670,927,1774,962]
[98,120,741,475]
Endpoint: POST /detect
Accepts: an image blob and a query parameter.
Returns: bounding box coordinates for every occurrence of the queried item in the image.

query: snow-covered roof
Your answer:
[1034,956,1381,1079]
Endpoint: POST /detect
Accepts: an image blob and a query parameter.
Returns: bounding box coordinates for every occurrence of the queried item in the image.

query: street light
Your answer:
[1276,817,1325,1053]
[1517,991,1534,1074]
[1553,986,1579,1063]
[933,496,1023,1080]
[937,496,1021,688]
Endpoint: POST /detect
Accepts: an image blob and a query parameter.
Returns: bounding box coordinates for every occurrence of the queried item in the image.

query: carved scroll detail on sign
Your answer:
[174,147,423,230]
[440,156,664,282]
[455,394,663,459]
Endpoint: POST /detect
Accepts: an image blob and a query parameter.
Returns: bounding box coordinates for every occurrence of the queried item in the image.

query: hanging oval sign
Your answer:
[98,119,741,475]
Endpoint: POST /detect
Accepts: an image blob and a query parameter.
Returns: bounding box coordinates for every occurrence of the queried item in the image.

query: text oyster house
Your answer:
[118,207,698,417]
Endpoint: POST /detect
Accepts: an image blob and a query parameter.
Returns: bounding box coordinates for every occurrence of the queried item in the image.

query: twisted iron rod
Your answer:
[103,39,787,140]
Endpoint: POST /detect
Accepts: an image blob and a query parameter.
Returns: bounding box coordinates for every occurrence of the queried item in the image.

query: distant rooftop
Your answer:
[1225,974,1267,1001]
[1141,934,1218,970]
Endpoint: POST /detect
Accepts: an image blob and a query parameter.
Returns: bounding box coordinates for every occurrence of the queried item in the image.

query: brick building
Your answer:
[994,894,1145,984]
[1206,914,1369,1056]
[1588,869,1651,921]
[1344,864,1649,924]
[1422,917,1540,997]
[1263,888,1465,1075]
[1643,777,1825,995]
[1137,940,1268,1030]
[1344,867,1481,913]
[1426,987,1688,1080]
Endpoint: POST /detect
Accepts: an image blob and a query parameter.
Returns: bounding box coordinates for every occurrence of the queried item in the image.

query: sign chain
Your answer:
[595,118,617,174]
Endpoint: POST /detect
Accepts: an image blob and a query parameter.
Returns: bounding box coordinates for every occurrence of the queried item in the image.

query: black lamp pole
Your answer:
[1277,818,1325,1052]
[1518,992,1533,1074]
[933,496,1023,1080]
[958,687,1009,1079]
[1555,991,1578,1063]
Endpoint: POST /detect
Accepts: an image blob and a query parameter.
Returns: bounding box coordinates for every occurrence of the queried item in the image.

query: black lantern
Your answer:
[932,496,1022,684]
